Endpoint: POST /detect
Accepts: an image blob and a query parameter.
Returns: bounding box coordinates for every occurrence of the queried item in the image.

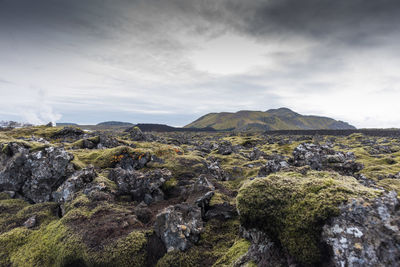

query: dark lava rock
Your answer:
[322,191,400,267]
[204,202,237,221]
[258,154,289,177]
[196,191,214,217]
[108,168,171,204]
[127,126,147,141]
[292,143,363,176]
[154,203,203,252]
[52,127,84,140]
[217,140,234,155]
[53,166,97,203]
[0,143,75,203]
[235,227,291,267]
[115,152,151,171]
[207,157,229,181]
[248,147,266,161]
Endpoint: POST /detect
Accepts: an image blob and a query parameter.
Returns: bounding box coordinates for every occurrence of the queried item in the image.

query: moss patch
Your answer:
[237,171,379,265]
[212,238,250,267]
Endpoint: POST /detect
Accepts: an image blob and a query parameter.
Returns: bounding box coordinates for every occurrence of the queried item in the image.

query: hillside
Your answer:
[185,108,355,131]
[97,121,134,126]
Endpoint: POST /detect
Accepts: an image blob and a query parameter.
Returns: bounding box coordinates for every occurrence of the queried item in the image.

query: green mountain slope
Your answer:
[185,108,355,131]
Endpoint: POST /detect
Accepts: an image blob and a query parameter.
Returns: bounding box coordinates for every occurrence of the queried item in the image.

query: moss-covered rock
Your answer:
[237,171,380,266]
[212,238,250,267]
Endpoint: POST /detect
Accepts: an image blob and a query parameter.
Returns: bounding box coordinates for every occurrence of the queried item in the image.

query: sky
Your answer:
[0,0,400,127]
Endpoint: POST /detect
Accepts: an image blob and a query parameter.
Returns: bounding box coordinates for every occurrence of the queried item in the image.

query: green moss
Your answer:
[209,192,234,206]
[212,238,250,267]
[237,171,380,265]
[94,173,118,191]
[156,250,202,267]
[378,179,400,195]
[0,227,31,266]
[156,219,240,267]
[10,220,85,267]
[71,146,142,169]
[89,230,150,267]
[0,198,59,234]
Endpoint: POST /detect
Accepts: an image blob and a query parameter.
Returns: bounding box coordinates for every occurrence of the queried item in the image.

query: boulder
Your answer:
[109,168,171,204]
[127,126,147,141]
[258,154,289,177]
[0,144,75,203]
[52,127,84,140]
[322,191,400,267]
[53,166,97,203]
[217,140,234,155]
[292,143,363,176]
[154,203,203,252]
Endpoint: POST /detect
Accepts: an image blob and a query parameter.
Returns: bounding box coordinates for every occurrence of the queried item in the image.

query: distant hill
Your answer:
[133,123,216,132]
[56,122,78,126]
[185,108,355,131]
[97,121,134,126]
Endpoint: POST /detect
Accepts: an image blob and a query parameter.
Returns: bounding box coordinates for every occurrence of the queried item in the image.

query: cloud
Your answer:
[0,0,399,127]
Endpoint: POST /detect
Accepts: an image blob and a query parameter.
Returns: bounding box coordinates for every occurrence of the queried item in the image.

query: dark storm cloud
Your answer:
[0,0,399,127]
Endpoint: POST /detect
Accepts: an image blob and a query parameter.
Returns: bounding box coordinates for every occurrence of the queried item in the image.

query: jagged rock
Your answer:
[234,227,291,267]
[23,215,37,228]
[248,147,265,161]
[292,143,363,176]
[52,127,84,140]
[154,203,203,252]
[127,126,147,141]
[205,202,237,221]
[191,175,215,193]
[108,168,171,204]
[196,191,214,217]
[207,158,229,181]
[258,154,289,177]
[217,140,234,155]
[322,191,400,267]
[53,166,97,203]
[0,144,75,203]
[115,152,151,170]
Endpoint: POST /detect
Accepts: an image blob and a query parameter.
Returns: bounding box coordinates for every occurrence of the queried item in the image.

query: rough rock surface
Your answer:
[154,203,203,252]
[322,191,400,267]
[217,140,234,155]
[292,143,363,175]
[52,127,84,140]
[127,126,147,141]
[109,167,171,204]
[53,166,97,203]
[258,154,289,176]
[0,143,75,203]
[234,227,291,267]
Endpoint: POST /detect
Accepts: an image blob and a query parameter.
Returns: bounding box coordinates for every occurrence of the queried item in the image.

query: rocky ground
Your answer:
[0,126,399,267]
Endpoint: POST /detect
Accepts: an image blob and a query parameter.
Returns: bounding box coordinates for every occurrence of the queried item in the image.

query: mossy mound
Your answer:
[156,219,240,267]
[212,238,250,267]
[71,146,145,169]
[0,198,59,234]
[237,171,379,266]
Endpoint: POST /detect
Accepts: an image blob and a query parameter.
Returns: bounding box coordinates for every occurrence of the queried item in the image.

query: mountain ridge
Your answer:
[185,107,355,131]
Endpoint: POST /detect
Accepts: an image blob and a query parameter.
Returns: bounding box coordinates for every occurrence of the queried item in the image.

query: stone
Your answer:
[322,191,400,267]
[53,166,97,203]
[109,168,171,204]
[154,203,203,252]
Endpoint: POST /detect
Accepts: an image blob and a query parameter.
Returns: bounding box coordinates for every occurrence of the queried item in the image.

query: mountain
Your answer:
[185,108,355,131]
[96,121,134,126]
[132,123,216,132]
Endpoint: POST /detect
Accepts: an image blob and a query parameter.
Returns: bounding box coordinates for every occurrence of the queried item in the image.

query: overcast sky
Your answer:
[1,0,400,127]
